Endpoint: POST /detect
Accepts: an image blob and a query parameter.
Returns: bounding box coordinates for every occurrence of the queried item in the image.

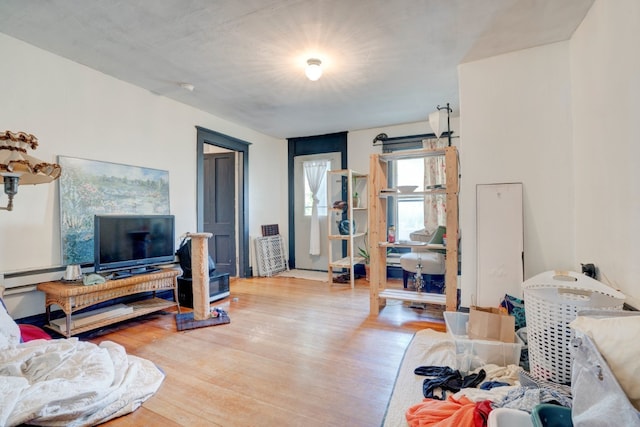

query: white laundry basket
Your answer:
[522,270,625,384]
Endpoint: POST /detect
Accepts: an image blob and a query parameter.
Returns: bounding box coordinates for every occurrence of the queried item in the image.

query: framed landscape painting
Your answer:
[58,156,170,265]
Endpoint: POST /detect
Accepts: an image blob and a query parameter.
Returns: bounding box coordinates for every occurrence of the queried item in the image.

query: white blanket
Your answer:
[383,329,457,427]
[0,338,164,427]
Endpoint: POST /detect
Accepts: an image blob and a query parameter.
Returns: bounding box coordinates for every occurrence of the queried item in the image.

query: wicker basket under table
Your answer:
[37,268,181,337]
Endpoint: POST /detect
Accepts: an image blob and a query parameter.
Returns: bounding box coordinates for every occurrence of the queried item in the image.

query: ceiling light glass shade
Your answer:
[0,131,61,185]
[428,109,447,138]
[305,58,323,81]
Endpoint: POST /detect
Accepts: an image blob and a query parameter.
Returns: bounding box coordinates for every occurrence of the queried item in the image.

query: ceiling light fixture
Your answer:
[179,82,195,92]
[305,58,323,81]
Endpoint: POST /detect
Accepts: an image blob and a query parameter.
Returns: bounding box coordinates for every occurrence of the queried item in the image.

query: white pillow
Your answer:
[0,297,21,348]
[571,314,640,410]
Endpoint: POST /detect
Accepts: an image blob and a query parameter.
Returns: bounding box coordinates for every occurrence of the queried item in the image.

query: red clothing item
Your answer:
[18,324,51,342]
[473,400,493,427]
[406,396,476,427]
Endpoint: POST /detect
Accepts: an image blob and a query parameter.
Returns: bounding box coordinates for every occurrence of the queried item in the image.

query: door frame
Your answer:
[292,152,341,271]
[196,126,251,277]
[287,132,347,268]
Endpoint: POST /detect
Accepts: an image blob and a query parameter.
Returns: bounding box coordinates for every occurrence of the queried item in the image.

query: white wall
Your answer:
[0,33,286,318]
[458,42,575,307]
[349,121,430,171]
[570,0,640,305]
[348,118,461,171]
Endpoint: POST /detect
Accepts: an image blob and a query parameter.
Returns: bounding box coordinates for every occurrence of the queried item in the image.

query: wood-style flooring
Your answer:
[94,275,445,427]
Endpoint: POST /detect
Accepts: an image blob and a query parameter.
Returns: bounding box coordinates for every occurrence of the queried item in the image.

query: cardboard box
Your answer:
[468,306,516,343]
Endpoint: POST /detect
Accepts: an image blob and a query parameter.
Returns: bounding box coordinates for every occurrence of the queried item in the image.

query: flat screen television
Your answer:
[94,214,175,275]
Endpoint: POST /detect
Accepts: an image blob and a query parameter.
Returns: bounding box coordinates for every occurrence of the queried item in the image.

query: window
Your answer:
[303,160,330,216]
[394,158,424,241]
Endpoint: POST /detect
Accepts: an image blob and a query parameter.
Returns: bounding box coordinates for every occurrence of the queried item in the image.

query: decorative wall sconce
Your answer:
[0,130,61,211]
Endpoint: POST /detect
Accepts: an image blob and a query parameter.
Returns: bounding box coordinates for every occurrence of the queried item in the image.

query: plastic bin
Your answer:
[488,408,533,427]
[444,311,523,371]
[523,271,625,384]
[531,404,573,427]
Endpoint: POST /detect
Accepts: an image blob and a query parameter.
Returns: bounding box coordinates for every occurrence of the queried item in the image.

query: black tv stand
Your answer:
[130,266,161,275]
[112,271,132,279]
[111,266,161,279]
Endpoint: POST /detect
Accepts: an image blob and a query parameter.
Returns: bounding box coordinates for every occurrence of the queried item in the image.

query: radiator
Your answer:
[254,235,288,277]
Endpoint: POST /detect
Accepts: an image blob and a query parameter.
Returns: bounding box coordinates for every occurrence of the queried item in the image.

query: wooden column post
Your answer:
[187,232,213,320]
[444,147,459,312]
[368,154,388,314]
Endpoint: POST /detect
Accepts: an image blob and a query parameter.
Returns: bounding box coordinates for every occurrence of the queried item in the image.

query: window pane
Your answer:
[394,158,424,240]
[396,158,423,187]
[304,161,329,216]
[396,199,424,241]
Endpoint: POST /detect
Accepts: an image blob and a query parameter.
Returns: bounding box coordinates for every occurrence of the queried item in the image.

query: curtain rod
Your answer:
[373,103,455,146]
[372,131,454,146]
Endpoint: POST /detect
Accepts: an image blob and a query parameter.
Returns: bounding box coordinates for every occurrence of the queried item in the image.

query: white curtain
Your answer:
[304,160,329,255]
[423,138,447,233]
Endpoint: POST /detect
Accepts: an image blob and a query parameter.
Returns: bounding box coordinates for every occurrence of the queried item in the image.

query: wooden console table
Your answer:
[37,268,181,337]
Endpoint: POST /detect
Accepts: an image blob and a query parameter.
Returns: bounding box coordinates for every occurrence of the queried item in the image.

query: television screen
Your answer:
[94,214,175,274]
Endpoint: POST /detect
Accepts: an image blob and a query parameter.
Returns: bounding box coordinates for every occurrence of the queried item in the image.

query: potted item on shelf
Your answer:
[388,226,396,243]
[338,219,356,235]
[358,232,391,282]
[357,246,371,281]
[332,200,347,211]
[352,176,361,208]
[358,231,371,281]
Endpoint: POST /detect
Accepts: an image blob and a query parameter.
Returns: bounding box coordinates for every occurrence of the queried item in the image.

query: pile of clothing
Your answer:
[405,364,572,427]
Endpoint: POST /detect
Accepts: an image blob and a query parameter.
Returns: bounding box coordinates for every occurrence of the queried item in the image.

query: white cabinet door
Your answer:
[476,183,523,306]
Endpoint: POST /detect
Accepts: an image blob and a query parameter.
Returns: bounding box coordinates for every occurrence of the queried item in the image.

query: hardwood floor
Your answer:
[94,276,445,427]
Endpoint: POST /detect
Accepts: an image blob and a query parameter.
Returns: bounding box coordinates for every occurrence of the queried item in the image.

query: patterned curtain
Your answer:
[423,138,447,234]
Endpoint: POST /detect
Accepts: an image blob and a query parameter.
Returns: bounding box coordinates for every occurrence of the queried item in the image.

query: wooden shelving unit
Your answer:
[368,146,459,313]
[327,169,368,288]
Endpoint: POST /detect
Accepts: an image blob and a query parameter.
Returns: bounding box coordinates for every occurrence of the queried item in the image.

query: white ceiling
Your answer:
[0,0,594,139]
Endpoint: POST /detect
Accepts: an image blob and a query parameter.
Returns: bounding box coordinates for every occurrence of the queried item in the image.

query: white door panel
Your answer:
[476,183,524,306]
